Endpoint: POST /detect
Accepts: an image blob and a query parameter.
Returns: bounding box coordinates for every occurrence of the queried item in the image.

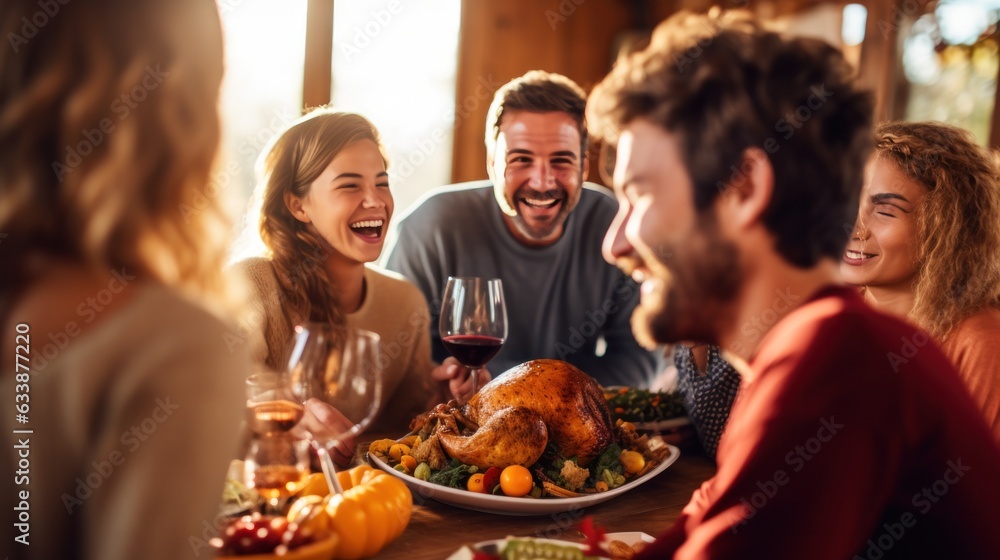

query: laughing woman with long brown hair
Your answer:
[235,109,480,439]
[841,121,1000,437]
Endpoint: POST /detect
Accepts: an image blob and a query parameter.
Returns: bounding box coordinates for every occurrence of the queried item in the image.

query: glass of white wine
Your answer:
[245,370,304,436]
[242,433,310,513]
[242,371,309,512]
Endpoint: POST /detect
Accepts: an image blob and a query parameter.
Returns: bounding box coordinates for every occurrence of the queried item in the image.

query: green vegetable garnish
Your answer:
[428,459,479,488]
[604,387,686,422]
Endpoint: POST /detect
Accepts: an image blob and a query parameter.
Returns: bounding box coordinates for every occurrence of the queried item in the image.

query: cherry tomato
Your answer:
[467,473,486,493]
[499,465,533,497]
[482,466,501,493]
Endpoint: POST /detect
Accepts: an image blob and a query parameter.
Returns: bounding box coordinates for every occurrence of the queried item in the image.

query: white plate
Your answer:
[445,532,656,560]
[368,444,680,516]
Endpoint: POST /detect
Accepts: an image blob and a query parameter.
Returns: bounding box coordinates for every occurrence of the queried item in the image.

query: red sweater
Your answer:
[637,287,1000,559]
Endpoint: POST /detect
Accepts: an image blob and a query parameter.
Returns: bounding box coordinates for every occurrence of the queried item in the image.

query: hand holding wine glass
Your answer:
[431,357,492,404]
[296,399,356,467]
[288,324,383,439]
[438,277,508,402]
[287,324,384,488]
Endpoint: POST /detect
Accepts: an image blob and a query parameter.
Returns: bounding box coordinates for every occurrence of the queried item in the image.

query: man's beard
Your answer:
[507,183,574,241]
[630,213,742,347]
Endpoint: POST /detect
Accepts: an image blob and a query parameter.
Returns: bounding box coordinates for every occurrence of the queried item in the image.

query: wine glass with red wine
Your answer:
[439,277,508,400]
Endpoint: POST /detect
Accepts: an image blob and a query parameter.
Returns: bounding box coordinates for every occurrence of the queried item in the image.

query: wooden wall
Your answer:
[450,0,637,185]
[450,0,839,185]
[449,0,1000,180]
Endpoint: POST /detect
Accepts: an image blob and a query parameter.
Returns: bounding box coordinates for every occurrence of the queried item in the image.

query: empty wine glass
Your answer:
[287,324,384,492]
[438,277,508,400]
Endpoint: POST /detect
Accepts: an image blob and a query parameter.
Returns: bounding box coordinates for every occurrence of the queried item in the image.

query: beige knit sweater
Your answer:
[235,257,438,433]
[1,284,247,560]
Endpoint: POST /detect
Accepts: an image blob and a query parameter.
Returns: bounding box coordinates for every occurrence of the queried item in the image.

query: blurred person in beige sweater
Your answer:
[0,1,248,559]
[234,109,484,444]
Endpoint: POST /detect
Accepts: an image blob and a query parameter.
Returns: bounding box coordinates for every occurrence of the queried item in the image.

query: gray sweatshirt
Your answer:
[382,181,659,388]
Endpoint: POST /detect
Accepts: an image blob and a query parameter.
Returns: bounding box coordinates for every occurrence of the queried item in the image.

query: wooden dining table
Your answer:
[363,437,717,559]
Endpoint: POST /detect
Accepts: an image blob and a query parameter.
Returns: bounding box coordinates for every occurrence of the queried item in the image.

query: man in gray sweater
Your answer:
[383,70,658,389]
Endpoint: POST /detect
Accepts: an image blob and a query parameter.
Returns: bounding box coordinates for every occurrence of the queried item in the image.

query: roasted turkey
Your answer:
[410,359,614,469]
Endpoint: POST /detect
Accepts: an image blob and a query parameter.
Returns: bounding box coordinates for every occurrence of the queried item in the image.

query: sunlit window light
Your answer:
[903,1,1000,145]
[330,0,462,215]
[841,4,867,48]
[937,0,991,45]
[218,0,308,236]
[903,15,941,85]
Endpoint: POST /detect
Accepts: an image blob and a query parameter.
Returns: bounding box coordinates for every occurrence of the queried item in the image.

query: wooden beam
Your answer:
[857,0,901,123]
[990,27,1000,148]
[450,0,631,184]
[303,0,334,112]
[450,0,485,184]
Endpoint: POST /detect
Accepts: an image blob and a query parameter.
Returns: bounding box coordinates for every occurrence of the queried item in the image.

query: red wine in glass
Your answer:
[439,277,508,401]
[441,335,504,368]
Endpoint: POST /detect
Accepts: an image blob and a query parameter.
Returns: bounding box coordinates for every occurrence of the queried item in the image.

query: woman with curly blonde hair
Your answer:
[0,0,246,558]
[236,108,479,440]
[842,121,1000,436]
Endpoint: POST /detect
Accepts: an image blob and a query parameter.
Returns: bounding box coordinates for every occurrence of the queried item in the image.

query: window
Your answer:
[330,0,462,214]
[901,0,1000,144]
[218,0,308,222]
[218,0,462,259]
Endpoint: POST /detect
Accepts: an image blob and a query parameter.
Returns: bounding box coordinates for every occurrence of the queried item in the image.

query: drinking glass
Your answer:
[245,371,304,436]
[438,277,508,400]
[242,433,310,513]
[286,324,383,492]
